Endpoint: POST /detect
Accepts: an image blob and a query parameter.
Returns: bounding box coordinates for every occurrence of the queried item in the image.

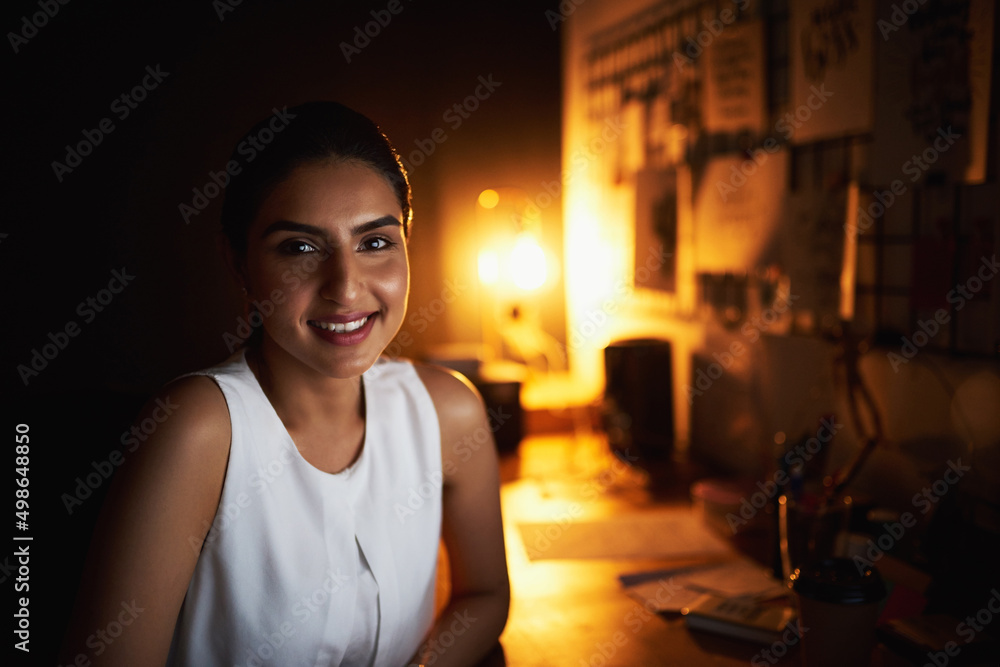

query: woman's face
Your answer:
[241,160,409,380]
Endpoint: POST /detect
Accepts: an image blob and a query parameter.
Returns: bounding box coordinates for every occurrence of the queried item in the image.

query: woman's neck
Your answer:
[245,339,364,433]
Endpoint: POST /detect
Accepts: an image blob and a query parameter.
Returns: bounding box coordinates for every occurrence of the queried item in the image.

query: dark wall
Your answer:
[3,1,561,662]
[6,0,562,396]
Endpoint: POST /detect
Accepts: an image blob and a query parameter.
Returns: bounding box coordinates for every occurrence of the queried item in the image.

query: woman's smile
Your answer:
[308,313,373,333]
[307,312,378,345]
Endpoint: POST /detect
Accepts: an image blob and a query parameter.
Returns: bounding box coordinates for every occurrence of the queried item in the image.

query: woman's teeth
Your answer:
[311,316,369,333]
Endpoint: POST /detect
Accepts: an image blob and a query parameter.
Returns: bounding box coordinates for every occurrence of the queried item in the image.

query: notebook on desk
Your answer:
[681,594,798,645]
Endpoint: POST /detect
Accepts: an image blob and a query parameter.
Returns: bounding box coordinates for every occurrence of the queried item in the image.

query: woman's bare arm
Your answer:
[414,364,510,667]
[60,375,231,666]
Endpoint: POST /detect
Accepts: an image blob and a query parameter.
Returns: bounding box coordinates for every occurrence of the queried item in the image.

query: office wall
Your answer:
[559,0,1000,515]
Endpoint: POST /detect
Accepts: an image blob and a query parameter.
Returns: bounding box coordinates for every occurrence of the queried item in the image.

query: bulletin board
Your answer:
[582,0,997,356]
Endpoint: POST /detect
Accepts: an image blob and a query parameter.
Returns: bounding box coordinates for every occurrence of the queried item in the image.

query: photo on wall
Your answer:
[635,167,678,293]
[788,0,874,143]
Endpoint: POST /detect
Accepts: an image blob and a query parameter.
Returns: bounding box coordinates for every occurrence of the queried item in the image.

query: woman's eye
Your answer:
[280,240,318,255]
[361,237,393,251]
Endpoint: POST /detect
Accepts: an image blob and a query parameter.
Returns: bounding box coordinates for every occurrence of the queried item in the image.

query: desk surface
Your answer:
[499,559,799,666]
[487,435,996,667]
[493,435,800,666]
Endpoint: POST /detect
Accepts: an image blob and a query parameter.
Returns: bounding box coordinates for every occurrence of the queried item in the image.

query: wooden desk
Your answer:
[498,558,799,666]
[493,436,799,666]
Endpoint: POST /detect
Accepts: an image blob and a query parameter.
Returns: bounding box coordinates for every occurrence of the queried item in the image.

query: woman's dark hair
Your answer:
[220,101,411,256]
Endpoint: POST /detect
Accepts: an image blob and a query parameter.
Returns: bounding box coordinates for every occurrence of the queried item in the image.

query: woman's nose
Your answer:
[318,249,360,303]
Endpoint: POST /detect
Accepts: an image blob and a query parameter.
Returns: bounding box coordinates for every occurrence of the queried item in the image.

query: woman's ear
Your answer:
[216,232,248,295]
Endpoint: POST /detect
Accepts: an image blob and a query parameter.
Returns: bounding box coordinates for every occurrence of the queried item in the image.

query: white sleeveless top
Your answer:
[166,350,443,667]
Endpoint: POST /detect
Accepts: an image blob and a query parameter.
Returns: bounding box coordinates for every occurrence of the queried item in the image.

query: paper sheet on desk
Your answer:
[517,508,730,561]
[622,560,789,612]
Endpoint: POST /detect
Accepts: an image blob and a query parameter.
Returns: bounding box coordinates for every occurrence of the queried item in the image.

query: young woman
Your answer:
[61,102,509,666]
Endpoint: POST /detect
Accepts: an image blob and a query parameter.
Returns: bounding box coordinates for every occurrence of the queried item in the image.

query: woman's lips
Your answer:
[307,313,377,345]
[309,315,370,333]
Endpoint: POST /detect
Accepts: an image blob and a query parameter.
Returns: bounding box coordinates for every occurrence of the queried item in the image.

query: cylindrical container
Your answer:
[602,339,673,463]
[791,558,886,667]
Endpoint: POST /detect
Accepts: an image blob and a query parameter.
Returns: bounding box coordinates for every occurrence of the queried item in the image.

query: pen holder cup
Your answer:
[778,494,853,580]
[790,558,885,667]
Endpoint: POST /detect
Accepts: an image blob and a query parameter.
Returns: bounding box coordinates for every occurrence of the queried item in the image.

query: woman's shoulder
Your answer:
[115,353,237,471]
[131,373,232,459]
[160,373,232,427]
[368,356,480,408]
[411,362,494,482]
[410,361,485,423]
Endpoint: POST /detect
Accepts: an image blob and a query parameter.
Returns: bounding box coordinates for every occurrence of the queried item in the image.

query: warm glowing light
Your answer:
[509,236,547,290]
[841,182,859,321]
[478,189,500,209]
[567,224,614,298]
[478,250,499,285]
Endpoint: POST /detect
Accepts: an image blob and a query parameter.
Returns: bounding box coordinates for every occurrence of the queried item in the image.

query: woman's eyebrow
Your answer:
[351,216,402,236]
[260,220,328,239]
[260,217,401,240]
